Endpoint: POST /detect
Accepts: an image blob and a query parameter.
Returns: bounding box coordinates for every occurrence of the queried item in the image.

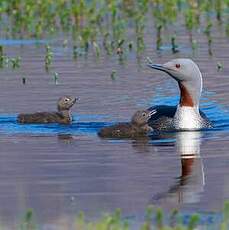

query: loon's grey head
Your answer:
[148,59,203,108]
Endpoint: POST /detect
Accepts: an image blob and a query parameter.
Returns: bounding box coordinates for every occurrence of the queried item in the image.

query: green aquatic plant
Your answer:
[156,207,164,229]
[62,39,68,48]
[156,24,162,50]
[0,0,228,62]
[187,214,200,230]
[73,45,78,59]
[53,72,59,84]
[10,56,21,69]
[22,76,26,85]
[191,39,198,51]
[12,201,229,230]
[171,35,179,53]
[215,0,222,22]
[169,208,179,227]
[128,41,133,50]
[146,57,153,64]
[44,45,53,71]
[20,209,36,230]
[111,70,116,80]
[217,62,223,71]
[0,46,4,68]
[92,41,100,57]
[204,21,213,56]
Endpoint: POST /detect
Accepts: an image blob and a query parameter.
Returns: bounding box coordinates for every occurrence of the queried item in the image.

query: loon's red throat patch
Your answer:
[179,83,194,107]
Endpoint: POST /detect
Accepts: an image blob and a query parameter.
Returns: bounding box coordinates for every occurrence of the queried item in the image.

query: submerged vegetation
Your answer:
[18,202,229,230]
[0,0,228,61]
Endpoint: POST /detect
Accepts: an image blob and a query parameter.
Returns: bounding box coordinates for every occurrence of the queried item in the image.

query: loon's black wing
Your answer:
[147,105,176,130]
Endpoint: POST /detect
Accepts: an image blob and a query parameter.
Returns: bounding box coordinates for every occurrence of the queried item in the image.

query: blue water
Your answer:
[0,39,48,46]
[0,93,229,137]
[0,114,113,135]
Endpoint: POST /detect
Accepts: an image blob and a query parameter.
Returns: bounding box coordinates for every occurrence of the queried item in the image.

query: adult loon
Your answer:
[147,58,213,131]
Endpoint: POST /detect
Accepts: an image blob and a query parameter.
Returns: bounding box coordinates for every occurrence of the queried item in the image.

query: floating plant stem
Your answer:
[53,72,59,84]
[117,39,125,53]
[187,214,200,230]
[110,70,116,80]
[103,33,112,55]
[20,209,36,230]
[10,56,21,69]
[191,39,197,51]
[45,45,53,71]
[0,46,4,68]
[63,39,68,48]
[156,24,162,50]
[73,45,78,59]
[128,41,133,50]
[93,41,100,58]
[22,76,26,85]
[215,0,222,22]
[146,57,153,65]
[171,35,179,53]
[169,208,179,227]
[204,21,213,56]
[141,206,153,230]
[217,62,223,71]
[156,208,163,229]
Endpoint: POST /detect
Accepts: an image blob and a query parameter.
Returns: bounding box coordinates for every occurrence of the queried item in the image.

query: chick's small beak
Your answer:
[71,97,78,105]
[149,110,157,117]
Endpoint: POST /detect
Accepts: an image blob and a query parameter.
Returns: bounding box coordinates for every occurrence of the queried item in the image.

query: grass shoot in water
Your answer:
[53,72,59,85]
[171,35,179,53]
[45,45,53,72]
[111,70,116,80]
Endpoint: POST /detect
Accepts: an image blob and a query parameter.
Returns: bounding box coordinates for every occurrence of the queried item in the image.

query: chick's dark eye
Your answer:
[142,113,146,117]
[65,98,70,102]
[175,64,181,68]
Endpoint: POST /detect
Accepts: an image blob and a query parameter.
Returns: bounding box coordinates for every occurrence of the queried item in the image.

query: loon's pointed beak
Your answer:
[147,63,168,73]
[147,63,178,81]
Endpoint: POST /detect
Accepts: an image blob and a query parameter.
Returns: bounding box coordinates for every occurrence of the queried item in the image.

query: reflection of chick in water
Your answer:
[151,131,205,206]
[58,134,74,144]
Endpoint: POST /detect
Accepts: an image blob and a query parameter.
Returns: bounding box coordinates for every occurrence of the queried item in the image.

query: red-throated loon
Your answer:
[147,58,213,131]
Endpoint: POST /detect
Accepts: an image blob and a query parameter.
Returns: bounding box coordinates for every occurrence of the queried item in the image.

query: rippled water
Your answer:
[0,30,229,229]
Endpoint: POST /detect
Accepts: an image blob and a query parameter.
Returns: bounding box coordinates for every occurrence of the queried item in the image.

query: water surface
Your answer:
[0,29,229,229]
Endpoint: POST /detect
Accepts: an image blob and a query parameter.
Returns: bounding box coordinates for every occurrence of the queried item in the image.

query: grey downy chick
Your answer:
[17,96,77,124]
[98,109,156,138]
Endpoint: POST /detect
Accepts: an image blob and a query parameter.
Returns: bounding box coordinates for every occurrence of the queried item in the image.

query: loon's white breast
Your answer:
[174,106,203,130]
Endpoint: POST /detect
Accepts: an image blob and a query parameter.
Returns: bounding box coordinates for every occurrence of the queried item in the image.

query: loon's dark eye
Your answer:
[64,98,70,102]
[175,63,181,69]
[142,112,146,117]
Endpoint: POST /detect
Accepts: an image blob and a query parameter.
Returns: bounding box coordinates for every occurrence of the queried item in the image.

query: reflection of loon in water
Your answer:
[151,131,205,206]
